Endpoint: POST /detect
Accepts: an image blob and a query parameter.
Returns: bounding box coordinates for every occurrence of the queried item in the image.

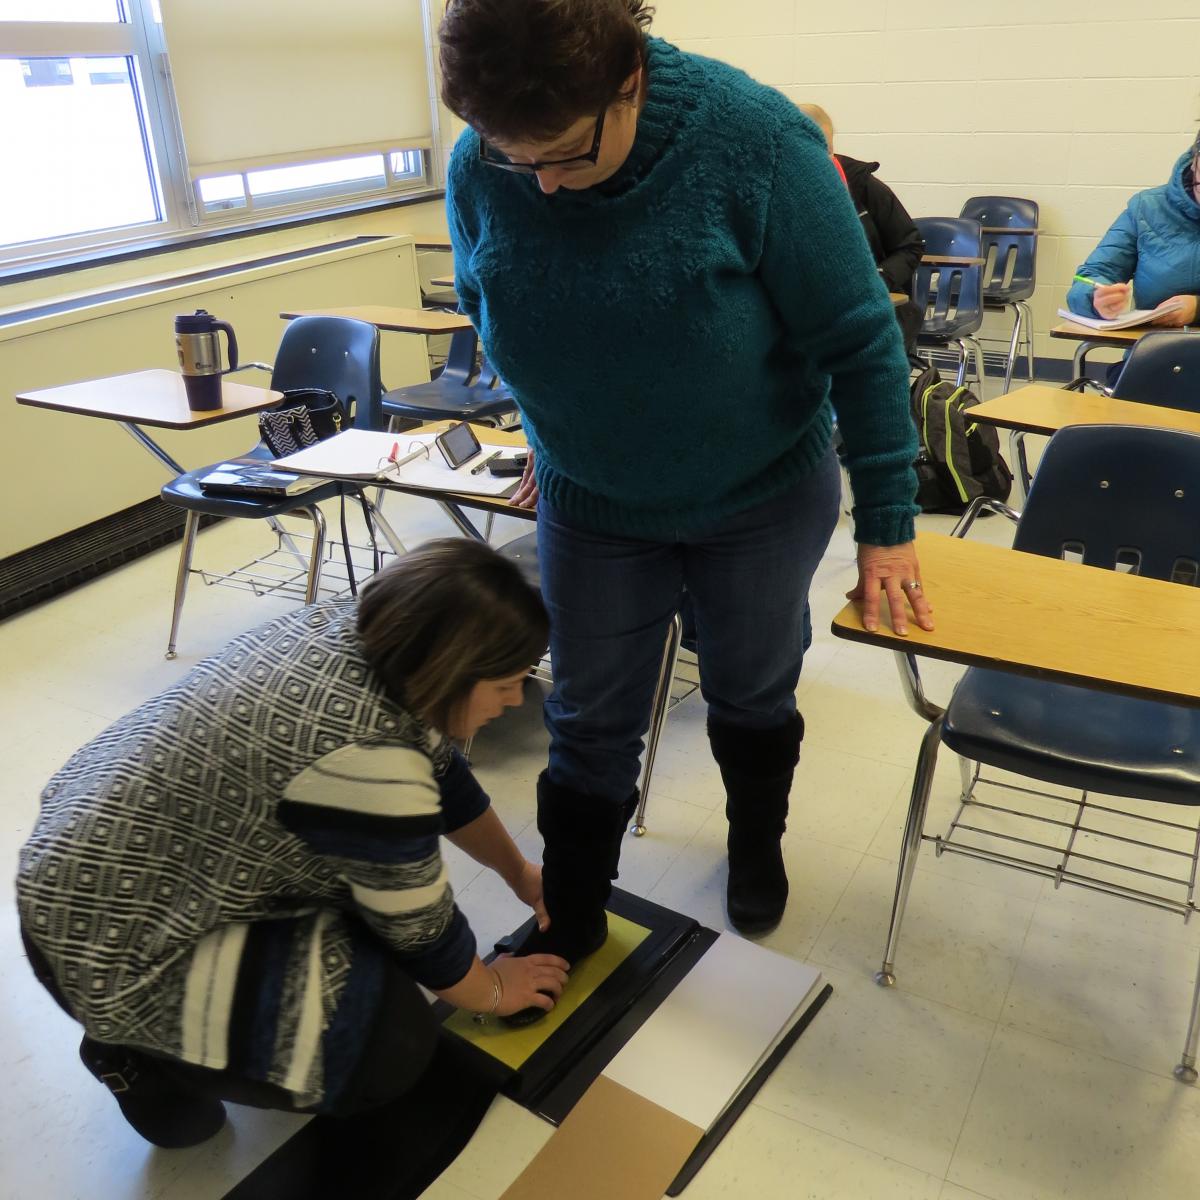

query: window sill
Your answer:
[0,187,445,288]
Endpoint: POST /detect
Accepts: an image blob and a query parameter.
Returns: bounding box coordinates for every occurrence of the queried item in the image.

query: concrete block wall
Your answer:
[647,1,1199,364]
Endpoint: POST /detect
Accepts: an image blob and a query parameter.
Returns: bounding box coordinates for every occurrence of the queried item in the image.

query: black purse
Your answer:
[258,388,345,457]
[256,386,381,595]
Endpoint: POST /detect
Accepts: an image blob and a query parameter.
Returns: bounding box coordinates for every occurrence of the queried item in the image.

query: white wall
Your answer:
[0,217,448,557]
[652,0,1200,363]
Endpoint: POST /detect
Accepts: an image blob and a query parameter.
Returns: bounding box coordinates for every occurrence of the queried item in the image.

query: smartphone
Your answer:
[488,452,529,478]
[434,420,482,469]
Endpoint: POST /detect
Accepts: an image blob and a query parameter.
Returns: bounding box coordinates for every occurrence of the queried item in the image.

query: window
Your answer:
[196,148,429,217]
[1,5,171,260]
[1,1,437,270]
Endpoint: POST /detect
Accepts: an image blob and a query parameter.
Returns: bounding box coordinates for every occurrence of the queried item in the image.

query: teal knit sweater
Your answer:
[446,37,918,545]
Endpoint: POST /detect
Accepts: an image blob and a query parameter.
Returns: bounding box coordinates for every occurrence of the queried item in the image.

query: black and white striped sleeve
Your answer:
[277,740,476,989]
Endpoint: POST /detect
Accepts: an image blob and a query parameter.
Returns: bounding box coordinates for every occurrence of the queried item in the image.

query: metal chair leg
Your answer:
[876,713,944,987]
[957,754,977,801]
[364,498,407,556]
[964,336,985,391]
[165,510,200,660]
[630,612,684,838]
[1018,302,1035,381]
[1002,305,1021,393]
[1175,942,1200,1084]
[303,507,327,604]
[953,341,968,388]
[1009,429,1031,505]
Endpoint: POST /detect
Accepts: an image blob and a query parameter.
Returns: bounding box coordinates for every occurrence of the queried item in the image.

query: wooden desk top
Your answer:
[16,369,283,430]
[429,276,456,289]
[280,306,472,334]
[889,292,908,306]
[1050,320,1147,346]
[832,532,1200,708]
[922,255,984,266]
[410,233,453,251]
[971,384,1200,438]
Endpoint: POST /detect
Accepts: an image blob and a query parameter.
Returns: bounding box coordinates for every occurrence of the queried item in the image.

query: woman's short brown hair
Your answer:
[439,0,654,145]
[357,538,549,732]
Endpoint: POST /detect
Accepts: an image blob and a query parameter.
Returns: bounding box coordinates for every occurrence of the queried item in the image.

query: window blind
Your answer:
[158,0,432,178]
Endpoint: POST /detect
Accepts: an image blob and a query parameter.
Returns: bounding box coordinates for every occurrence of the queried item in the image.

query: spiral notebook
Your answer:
[273,429,520,496]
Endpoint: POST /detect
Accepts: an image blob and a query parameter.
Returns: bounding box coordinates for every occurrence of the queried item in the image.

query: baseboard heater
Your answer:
[0,499,219,620]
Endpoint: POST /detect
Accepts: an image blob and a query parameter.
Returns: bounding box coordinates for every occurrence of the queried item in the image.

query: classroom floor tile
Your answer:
[946,1026,1200,1200]
[5,398,1199,1199]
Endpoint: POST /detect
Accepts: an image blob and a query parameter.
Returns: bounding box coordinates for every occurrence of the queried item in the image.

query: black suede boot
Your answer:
[79,1036,227,1149]
[503,772,636,1026]
[708,712,804,936]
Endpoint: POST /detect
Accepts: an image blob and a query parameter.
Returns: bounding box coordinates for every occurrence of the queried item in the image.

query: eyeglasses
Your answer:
[478,108,606,174]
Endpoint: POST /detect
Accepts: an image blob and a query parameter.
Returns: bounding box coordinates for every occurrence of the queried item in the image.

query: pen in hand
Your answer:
[470,451,503,476]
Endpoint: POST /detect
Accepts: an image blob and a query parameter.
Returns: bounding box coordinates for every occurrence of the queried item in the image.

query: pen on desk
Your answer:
[470,451,503,476]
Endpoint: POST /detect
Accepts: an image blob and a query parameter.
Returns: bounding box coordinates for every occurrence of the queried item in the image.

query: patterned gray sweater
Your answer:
[16,600,486,1106]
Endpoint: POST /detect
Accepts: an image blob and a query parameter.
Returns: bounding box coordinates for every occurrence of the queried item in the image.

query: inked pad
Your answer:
[443,912,651,1069]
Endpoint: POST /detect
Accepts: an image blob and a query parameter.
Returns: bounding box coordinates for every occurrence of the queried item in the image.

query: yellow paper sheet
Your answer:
[444,913,651,1070]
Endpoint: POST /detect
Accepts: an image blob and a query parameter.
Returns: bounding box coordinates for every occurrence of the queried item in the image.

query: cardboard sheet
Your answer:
[498,1076,702,1200]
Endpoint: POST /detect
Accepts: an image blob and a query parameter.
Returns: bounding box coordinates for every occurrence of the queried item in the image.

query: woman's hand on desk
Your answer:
[1151,295,1199,327]
[510,448,539,509]
[848,542,935,637]
[1093,282,1132,319]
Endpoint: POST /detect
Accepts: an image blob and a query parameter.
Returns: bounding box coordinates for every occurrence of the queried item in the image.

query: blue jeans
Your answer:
[537,451,841,801]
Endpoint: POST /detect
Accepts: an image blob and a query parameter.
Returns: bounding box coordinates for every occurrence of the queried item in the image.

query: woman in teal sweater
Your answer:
[440,0,932,980]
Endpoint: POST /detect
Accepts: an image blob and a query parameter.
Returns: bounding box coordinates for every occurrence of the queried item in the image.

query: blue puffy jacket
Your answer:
[1066,148,1200,319]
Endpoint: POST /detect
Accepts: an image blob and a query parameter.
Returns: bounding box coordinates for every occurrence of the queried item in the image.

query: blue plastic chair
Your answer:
[1111,330,1200,411]
[878,424,1200,1083]
[960,197,1039,392]
[1010,330,1200,500]
[161,316,398,658]
[912,217,985,388]
[382,327,517,427]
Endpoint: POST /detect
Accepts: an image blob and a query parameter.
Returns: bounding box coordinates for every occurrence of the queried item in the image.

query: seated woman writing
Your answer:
[16,539,568,1148]
[1066,131,1200,330]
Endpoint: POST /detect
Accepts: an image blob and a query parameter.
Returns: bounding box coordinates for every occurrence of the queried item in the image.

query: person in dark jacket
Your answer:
[799,104,924,351]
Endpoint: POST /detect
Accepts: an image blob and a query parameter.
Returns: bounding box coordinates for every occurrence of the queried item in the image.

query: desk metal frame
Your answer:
[872,501,1200,1084]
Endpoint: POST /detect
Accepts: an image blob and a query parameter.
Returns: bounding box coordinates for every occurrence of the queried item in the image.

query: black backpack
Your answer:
[909,364,1012,514]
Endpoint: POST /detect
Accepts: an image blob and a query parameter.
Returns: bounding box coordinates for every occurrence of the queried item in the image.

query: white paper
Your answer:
[1057,300,1184,332]
[602,933,823,1131]
[273,429,521,497]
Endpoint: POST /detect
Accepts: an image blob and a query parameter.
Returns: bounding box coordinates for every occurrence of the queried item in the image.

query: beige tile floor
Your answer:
[3,418,1199,1199]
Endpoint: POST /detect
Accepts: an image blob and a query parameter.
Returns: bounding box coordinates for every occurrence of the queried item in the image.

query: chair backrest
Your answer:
[960,196,1039,303]
[1015,424,1200,584]
[439,327,479,386]
[271,316,384,430]
[959,196,1038,230]
[1110,331,1200,413]
[912,217,984,337]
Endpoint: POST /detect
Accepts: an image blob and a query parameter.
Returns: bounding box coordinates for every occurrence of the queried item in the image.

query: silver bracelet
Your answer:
[472,968,503,1024]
